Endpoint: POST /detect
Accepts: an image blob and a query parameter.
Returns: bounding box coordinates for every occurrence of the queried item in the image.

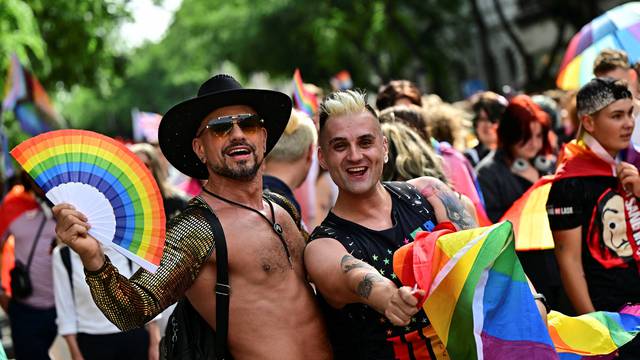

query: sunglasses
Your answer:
[196,114,264,138]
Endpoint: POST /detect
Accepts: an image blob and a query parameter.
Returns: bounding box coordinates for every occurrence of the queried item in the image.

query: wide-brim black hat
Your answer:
[158,74,292,179]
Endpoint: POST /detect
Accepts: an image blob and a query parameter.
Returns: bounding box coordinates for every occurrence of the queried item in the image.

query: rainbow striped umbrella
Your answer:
[556,2,640,90]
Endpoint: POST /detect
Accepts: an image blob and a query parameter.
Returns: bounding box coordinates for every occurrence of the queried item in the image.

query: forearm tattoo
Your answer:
[356,273,386,299]
[341,255,386,299]
[420,178,476,230]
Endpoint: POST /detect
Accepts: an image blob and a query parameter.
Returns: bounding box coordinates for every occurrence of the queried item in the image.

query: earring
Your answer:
[200,157,207,164]
[384,154,389,163]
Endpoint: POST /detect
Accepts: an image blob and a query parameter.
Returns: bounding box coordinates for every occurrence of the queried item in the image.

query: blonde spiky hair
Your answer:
[318,90,378,131]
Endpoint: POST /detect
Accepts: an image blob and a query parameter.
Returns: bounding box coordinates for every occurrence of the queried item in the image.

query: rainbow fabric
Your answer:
[394,222,557,359]
[292,68,318,116]
[501,138,615,251]
[393,222,640,359]
[549,310,640,359]
[556,2,640,90]
[2,54,65,135]
[10,129,166,272]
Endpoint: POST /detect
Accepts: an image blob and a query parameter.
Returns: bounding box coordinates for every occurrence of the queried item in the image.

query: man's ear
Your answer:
[317,146,327,170]
[382,135,389,161]
[262,127,268,154]
[193,138,205,162]
[306,143,314,164]
[581,114,595,134]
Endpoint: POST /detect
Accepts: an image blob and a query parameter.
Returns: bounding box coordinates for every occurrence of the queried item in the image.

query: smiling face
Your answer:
[582,98,635,156]
[192,105,267,181]
[318,111,388,196]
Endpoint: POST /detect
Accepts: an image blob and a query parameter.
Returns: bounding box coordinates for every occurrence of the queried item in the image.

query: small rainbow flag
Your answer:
[501,137,615,251]
[11,129,166,272]
[331,70,353,90]
[292,68,318,116]
[2,54,65,135]
[549,310,640,359]
[394,222,557,359]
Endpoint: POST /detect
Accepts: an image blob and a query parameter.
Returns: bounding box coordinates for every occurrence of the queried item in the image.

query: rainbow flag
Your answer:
[2,54,65,135]
[549,310,640,359]
[394,222,557,359]
[292,68,318,116]
[501,137,615,251]
[393,222,640,359]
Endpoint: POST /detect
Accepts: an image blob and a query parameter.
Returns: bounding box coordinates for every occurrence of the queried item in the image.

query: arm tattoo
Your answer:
[356,273,385,299]
[341,255,386,299]
[436,191,475,230]
[341,254,371,273]
[419,178,447,198]
[419,177,476,229]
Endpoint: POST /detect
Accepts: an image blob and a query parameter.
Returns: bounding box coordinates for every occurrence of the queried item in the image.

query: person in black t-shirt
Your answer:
[547,77,640,316]
[263,110,317,219]
[304,90,544,359]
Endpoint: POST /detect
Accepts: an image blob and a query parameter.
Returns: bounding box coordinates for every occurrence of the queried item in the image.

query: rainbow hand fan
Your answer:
[10,129,166,273]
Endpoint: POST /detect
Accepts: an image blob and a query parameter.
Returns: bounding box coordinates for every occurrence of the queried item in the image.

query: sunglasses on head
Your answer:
[196,114,264,138]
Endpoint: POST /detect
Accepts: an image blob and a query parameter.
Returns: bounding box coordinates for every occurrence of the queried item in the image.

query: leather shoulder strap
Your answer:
[200,203,230,360]
[60,246,74,295]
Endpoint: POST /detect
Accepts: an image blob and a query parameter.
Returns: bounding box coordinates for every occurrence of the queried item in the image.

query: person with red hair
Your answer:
[477,95,555,221]
[476,95,564,310]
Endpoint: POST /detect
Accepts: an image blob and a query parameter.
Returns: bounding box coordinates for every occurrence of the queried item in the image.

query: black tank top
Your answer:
[310,182,446,360]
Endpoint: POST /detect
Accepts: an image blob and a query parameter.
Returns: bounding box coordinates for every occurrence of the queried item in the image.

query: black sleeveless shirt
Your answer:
[310,182,446,360]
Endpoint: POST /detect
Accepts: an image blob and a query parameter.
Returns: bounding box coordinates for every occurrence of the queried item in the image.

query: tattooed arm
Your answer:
[304,238,423,325]
[408,176,477,230]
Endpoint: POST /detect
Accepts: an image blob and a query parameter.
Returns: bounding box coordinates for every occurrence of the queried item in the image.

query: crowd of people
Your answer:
[0,47,639,359]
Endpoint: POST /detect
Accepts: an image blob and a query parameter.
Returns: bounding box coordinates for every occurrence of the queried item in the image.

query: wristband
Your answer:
[533,293,550,313]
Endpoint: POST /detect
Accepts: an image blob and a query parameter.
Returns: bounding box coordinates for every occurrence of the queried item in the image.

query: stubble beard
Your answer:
[210,153,262,181]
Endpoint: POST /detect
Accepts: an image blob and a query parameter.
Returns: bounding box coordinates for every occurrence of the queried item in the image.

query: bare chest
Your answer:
[216,207,306,279]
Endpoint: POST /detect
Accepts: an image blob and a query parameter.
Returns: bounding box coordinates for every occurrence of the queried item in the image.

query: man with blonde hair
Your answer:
[263,109,317,216]
[305,89,480,359]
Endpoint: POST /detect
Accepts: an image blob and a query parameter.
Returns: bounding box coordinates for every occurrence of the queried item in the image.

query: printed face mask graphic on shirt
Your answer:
[601,194,633,258]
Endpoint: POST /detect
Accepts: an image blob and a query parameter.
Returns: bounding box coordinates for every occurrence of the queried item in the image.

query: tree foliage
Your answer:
[59,0,474,137]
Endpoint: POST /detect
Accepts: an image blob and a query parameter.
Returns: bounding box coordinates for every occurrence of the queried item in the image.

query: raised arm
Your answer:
[304,238,423,326]
[553,227,595,314]
[53,202,215,331]
[408,176,477,230]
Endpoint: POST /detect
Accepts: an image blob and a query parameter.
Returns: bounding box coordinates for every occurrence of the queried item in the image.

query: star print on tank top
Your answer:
[310,182,447,360]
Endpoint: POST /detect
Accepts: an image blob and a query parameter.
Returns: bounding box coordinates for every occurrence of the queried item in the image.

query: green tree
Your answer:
[0,0,46,89]
[26,0,131,90]
[59,0,474,136]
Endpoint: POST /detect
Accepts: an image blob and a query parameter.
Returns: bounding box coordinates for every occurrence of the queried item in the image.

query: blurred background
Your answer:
[0,0,629,145]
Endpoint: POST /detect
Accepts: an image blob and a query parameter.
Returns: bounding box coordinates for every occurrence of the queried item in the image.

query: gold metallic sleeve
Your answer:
[85,198,216,331]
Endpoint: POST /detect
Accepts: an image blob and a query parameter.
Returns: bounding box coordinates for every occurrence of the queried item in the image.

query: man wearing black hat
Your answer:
[52,75,333,359]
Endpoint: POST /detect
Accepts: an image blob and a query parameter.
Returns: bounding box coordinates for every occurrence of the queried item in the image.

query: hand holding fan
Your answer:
[11,129,166,273]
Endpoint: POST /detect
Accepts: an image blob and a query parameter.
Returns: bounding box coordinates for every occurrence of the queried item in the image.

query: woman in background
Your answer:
[476,94,564,310]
